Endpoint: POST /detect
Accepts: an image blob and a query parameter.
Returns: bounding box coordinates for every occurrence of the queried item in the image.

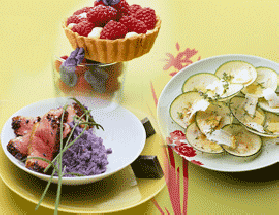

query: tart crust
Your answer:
[63,16,162,63]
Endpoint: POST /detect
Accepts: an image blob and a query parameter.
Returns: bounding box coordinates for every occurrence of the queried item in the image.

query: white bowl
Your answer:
[1,97,146,185]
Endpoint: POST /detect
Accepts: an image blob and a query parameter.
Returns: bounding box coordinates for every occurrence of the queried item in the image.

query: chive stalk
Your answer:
[35,169,55,210]
[43,112,87,173]
[53,104,68,215]
[34,97,102,214]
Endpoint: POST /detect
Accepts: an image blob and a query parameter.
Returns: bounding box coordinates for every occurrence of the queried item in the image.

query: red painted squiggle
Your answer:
[182,158,189,215]
[151,198,166,215]
[150,81,158,107]
[164,43,199,72]
[167,146,182,214]
[149,81,192,215]
[165,207,171,215]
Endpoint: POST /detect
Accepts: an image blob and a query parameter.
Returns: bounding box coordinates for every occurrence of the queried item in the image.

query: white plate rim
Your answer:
[157,54,279,172]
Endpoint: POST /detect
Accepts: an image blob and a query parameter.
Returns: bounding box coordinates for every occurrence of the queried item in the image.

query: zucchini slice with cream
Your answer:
[169,91,210,129]
[206,81,243,102]
[196,101,233,135]
[215,60,257,87]
[240,67,278,117]
[182,73,220,93]
[182,73,243,101]
[258,92,279,114]
[241,67,278,97]
[262,112,279,137]
[186,122,224,154]
[221,124,262,157]
[229,96,267,135]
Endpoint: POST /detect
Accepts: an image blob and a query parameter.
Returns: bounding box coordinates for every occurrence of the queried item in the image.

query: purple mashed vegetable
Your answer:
[54,121,112,177]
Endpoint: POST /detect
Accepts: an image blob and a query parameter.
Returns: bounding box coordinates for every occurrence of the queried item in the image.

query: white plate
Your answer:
[158,54,279,172]
[1,97,146,185]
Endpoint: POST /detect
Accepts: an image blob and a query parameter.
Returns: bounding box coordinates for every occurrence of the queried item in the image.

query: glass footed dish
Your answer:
[52,54,126,112]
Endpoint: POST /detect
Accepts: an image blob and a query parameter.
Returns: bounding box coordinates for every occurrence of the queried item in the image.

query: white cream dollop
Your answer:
[206,129,236,148]
[67,23,77,29]
[206,80,225,96]
[188,99,210,121]
[125,32,140,38]
[77,12,87,19]
[245,122,265,133]
[88,27,103,39]
[263,88,279,108]
[243,94,258,117]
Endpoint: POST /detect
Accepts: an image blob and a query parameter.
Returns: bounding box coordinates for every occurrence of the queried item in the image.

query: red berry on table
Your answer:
[87,5,117,27]
[100,20,128,40]
[134,7,157,30]
[119,16,147,34]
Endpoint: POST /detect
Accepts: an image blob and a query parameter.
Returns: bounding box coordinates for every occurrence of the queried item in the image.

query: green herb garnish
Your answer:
[223,72,233,82]
[256,82,265,89]
[177,112,183,119]
[33,97,103,214]
[70,97,104,130]
[222,82,229,94]
[54,104,68,215]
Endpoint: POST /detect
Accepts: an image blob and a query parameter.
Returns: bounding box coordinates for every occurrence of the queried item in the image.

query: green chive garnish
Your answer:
[33,97,103,214]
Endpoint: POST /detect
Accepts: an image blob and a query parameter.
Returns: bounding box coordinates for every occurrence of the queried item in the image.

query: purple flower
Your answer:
[59,48,85,87]
[97,0,120,6]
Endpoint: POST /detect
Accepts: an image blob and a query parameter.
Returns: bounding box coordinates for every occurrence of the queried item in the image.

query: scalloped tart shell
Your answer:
[63,16,162,63]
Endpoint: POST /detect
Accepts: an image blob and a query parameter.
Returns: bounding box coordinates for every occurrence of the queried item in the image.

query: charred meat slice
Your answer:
[25,135,54,173]
[7,133,32,160]
[25,109,71,173]
[11,116,41,136]
[8,103,91,173]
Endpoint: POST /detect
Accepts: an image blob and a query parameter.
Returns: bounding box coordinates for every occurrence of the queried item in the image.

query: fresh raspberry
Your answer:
[134,7,157,30]
[113,0,130,20]
[129,4,142,14]
[87,5,117,27]
[73,7,94,15]
[100,20,128,40]
[67,15,86,26]
[94,0,130,20]
[83,20,96,29]
[72,21,93,37]
[119,16,147,34]
[94,0,103,7]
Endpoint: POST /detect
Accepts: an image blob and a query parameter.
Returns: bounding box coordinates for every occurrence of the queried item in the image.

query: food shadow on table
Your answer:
[189,159,278,185]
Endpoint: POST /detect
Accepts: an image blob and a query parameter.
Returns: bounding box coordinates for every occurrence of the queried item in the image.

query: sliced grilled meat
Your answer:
[25,108,71,173]
[8,103,91,173]
[25,130,54,173]
[11,116,41,136]
[7,133,32,160]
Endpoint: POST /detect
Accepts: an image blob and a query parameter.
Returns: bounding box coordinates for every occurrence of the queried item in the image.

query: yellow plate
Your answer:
[0,104,166,214]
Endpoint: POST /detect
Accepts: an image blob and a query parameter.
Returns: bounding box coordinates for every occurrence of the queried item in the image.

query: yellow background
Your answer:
[0,0,278,214]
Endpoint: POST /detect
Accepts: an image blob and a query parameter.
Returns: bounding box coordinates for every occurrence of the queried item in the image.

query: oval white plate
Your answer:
[1,97,146,185]
[158,54,279,172]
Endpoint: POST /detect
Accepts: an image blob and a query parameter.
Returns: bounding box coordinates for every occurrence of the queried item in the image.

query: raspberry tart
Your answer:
[63,0,161,63]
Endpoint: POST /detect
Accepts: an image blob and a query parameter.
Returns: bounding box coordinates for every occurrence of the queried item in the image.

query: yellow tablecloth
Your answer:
[0,0,278,214]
